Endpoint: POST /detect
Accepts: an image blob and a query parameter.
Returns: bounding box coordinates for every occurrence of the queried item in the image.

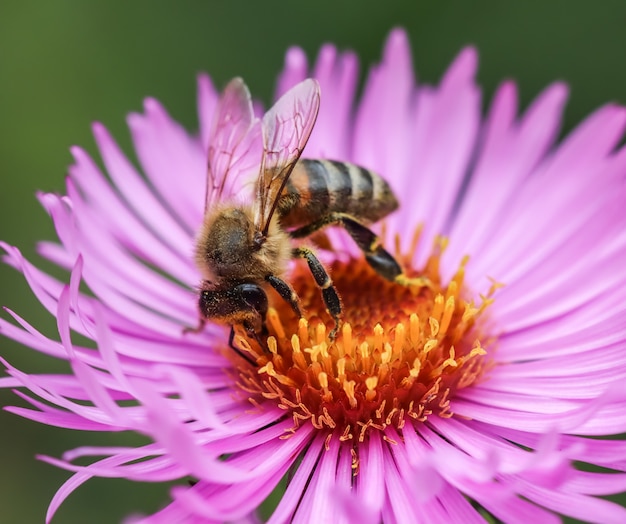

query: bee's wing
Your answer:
[205,78,261,212]
[256,78,320,234]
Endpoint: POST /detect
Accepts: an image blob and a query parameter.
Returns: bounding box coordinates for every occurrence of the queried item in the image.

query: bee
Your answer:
[193,77,421,349]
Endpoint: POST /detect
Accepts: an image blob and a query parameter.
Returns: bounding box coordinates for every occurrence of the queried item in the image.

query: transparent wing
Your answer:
[256,78,321,234]
[204,78,261,212]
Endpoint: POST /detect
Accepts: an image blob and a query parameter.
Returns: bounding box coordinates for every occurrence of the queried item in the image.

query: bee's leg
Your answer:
[228,325,258,366]
[266,275,302,318]
[292,246,342,338]
[290,213,430,290]
[182,317,207,335]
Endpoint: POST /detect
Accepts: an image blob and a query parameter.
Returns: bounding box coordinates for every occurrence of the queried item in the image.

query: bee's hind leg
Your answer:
[290,212,431,292]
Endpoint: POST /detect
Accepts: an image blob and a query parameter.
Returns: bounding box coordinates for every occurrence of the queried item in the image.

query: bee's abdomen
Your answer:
[278,159,398,228]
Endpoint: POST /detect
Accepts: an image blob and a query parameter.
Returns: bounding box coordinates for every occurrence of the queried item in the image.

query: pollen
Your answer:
[234,233,498,444]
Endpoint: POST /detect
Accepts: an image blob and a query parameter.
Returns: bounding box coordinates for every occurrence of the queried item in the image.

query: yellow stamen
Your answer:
[231,232,496,445]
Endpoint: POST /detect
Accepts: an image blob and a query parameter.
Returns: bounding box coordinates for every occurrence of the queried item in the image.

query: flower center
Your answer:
[234,232,497,444]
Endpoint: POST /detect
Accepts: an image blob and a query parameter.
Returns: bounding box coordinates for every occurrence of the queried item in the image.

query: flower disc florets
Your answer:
[5,27,626,524]
[236,233,497,445]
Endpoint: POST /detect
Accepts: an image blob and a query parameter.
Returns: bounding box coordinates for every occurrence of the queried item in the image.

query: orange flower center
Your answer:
[234,233,498,445]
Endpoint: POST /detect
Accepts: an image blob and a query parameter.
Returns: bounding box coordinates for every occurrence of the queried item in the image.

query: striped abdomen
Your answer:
[278,159,398,228]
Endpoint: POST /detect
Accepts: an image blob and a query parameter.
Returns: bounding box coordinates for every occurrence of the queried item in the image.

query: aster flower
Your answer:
[3,27,626,523]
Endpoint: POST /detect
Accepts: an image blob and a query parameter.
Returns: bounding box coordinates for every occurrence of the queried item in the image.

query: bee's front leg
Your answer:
[182,316,207,335]
[229,326,259,366]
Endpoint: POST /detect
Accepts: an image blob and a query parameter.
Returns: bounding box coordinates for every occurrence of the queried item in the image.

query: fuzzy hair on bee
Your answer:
[195,203,291,284]
[189,77,428,353]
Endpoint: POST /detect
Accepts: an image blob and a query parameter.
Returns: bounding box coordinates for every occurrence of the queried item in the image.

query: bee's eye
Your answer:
[236,283,268,315]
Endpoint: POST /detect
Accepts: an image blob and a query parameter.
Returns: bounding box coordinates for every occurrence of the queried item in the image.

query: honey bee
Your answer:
[193,77,421,348]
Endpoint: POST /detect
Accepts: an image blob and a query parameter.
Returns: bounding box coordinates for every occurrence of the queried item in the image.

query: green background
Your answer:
[1,1,626,522]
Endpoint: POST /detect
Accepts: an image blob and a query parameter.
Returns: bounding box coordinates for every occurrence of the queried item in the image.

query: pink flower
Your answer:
[3,27,626,523]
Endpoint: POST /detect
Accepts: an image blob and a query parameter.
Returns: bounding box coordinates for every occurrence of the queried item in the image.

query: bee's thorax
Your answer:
[195,205,290,283]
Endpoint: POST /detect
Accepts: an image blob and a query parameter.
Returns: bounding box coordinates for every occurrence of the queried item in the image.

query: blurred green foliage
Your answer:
[1,1,626,522]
